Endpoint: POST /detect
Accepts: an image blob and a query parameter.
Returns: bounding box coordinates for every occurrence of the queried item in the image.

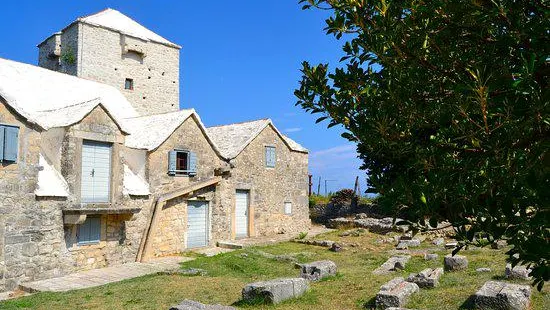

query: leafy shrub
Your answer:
[297,232,308,239]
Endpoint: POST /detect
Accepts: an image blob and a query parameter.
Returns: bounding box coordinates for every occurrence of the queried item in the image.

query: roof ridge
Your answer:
[35,97,101,113]
[77,8,113,21]
[207,118,270,129]
[123,108,194,120]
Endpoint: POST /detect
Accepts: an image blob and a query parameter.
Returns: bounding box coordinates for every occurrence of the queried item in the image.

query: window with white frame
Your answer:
[284,201,292,215]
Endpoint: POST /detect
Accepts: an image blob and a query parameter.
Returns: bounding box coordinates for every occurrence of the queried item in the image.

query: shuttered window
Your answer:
[168,150,197,176]
[0,124,19,163]
[265,146,276,168]
[77,216,101,245]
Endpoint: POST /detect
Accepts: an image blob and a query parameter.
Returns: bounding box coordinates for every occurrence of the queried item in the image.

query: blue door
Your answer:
[187,201,209,248]
[81,141,112,203]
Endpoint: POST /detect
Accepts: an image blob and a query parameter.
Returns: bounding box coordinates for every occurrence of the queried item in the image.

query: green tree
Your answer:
[295,0,549,288]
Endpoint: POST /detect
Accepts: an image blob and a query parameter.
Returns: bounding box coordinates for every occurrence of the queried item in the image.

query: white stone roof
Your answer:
[35,154,70,197]
[123,109,194,150]
[78,8,180,48]
[0,58,137,132]
[206,119,308,160]
[123,110,222,156]
[281,135,308,153]
[123,165,150,196]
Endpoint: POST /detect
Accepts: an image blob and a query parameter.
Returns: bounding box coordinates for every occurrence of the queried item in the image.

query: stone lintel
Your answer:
[62,207,141,215]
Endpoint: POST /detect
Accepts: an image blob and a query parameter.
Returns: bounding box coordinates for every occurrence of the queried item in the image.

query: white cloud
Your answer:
[309,143,368,194]
[284,127,302,133]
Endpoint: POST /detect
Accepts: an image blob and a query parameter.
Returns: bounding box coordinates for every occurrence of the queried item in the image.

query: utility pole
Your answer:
[317,176,321,195]
[308,174,313,196]
[324,179,336,196]
[354,176,361,197]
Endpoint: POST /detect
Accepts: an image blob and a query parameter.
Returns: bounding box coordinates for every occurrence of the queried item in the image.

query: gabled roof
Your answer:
[0,58,137,132]
[123,110,222,156]
[205,119,308,160]
[77,8,180,48]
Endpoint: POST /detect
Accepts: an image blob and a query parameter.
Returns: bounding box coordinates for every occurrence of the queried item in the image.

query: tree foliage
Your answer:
[296,0,549,288]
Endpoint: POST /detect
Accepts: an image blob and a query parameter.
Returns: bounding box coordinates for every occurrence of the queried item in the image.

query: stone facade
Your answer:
[0,9,310,292]
[228,125,310,238]
[0,100,150,290]
[38,23,180,116]
[146,116,229,257]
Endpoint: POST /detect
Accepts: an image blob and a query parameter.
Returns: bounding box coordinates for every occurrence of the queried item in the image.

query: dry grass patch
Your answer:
[1,230,548,309]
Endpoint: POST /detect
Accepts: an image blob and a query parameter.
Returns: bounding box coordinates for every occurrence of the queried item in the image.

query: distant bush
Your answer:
[330,189,357,206]
[309,194,330,207]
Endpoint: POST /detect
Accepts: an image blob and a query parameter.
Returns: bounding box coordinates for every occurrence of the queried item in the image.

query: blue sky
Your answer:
[0,1,367,194]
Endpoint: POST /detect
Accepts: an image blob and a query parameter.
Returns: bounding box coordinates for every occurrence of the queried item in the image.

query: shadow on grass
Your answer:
[458,294,477,309]
[362,296,377,309]
[232,294,270,307]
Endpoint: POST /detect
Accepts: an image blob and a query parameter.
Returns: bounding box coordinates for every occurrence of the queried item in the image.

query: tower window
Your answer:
[125,78,134,90]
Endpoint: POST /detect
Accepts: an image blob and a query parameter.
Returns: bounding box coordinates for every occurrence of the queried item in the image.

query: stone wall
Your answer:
[146,116,229,257]
[227,125,310,238]
[0,100,151,290]
[39,22,180,116]
[0,99,64,291]
[37,33,61,71]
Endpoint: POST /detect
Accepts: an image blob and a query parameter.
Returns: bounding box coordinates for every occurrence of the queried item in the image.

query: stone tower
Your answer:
[38,8,181,116]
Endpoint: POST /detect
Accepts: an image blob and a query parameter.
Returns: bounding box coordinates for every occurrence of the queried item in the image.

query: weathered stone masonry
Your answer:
[0,8,310,291]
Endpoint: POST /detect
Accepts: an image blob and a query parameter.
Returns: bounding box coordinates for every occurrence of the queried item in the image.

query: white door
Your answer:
[81,141,111,203]
[235,190,249,239]
[187,201,209,248]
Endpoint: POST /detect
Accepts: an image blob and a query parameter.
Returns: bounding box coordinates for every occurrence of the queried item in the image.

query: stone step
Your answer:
[216,241,244,249]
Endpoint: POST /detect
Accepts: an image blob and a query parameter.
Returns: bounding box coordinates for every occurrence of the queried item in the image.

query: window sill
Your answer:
[77,241,100,246]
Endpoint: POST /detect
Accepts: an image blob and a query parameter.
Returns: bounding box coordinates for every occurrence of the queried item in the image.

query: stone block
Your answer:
[300,260,337,281]
[491,240,507,250]
[376,277,419,309]
[63,214,87,225]
[444,254,468,271]
[216,241,244,249]
[396,242,408,250]
[505,264,531,280]
[242,278,308,304]
[398,239,420,247]
[476,268,491,273]
[432,238,445,246]
[406,268,443,288]
[373,256,411,275]
[445,242,458,249]
[474,281,531,310]
[169,300,236,310]
[329,243,343,252]
[424,253,438,261]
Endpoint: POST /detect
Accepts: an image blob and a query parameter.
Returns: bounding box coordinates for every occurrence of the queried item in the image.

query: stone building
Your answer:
[38,8,180,116]
[0,8,309,291]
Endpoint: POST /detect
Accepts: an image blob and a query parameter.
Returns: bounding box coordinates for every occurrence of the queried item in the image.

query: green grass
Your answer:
[1,230,548,310]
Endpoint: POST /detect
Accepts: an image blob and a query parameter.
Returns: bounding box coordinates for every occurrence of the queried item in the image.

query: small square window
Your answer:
[284,202,292,215]
[124,78,134,90]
